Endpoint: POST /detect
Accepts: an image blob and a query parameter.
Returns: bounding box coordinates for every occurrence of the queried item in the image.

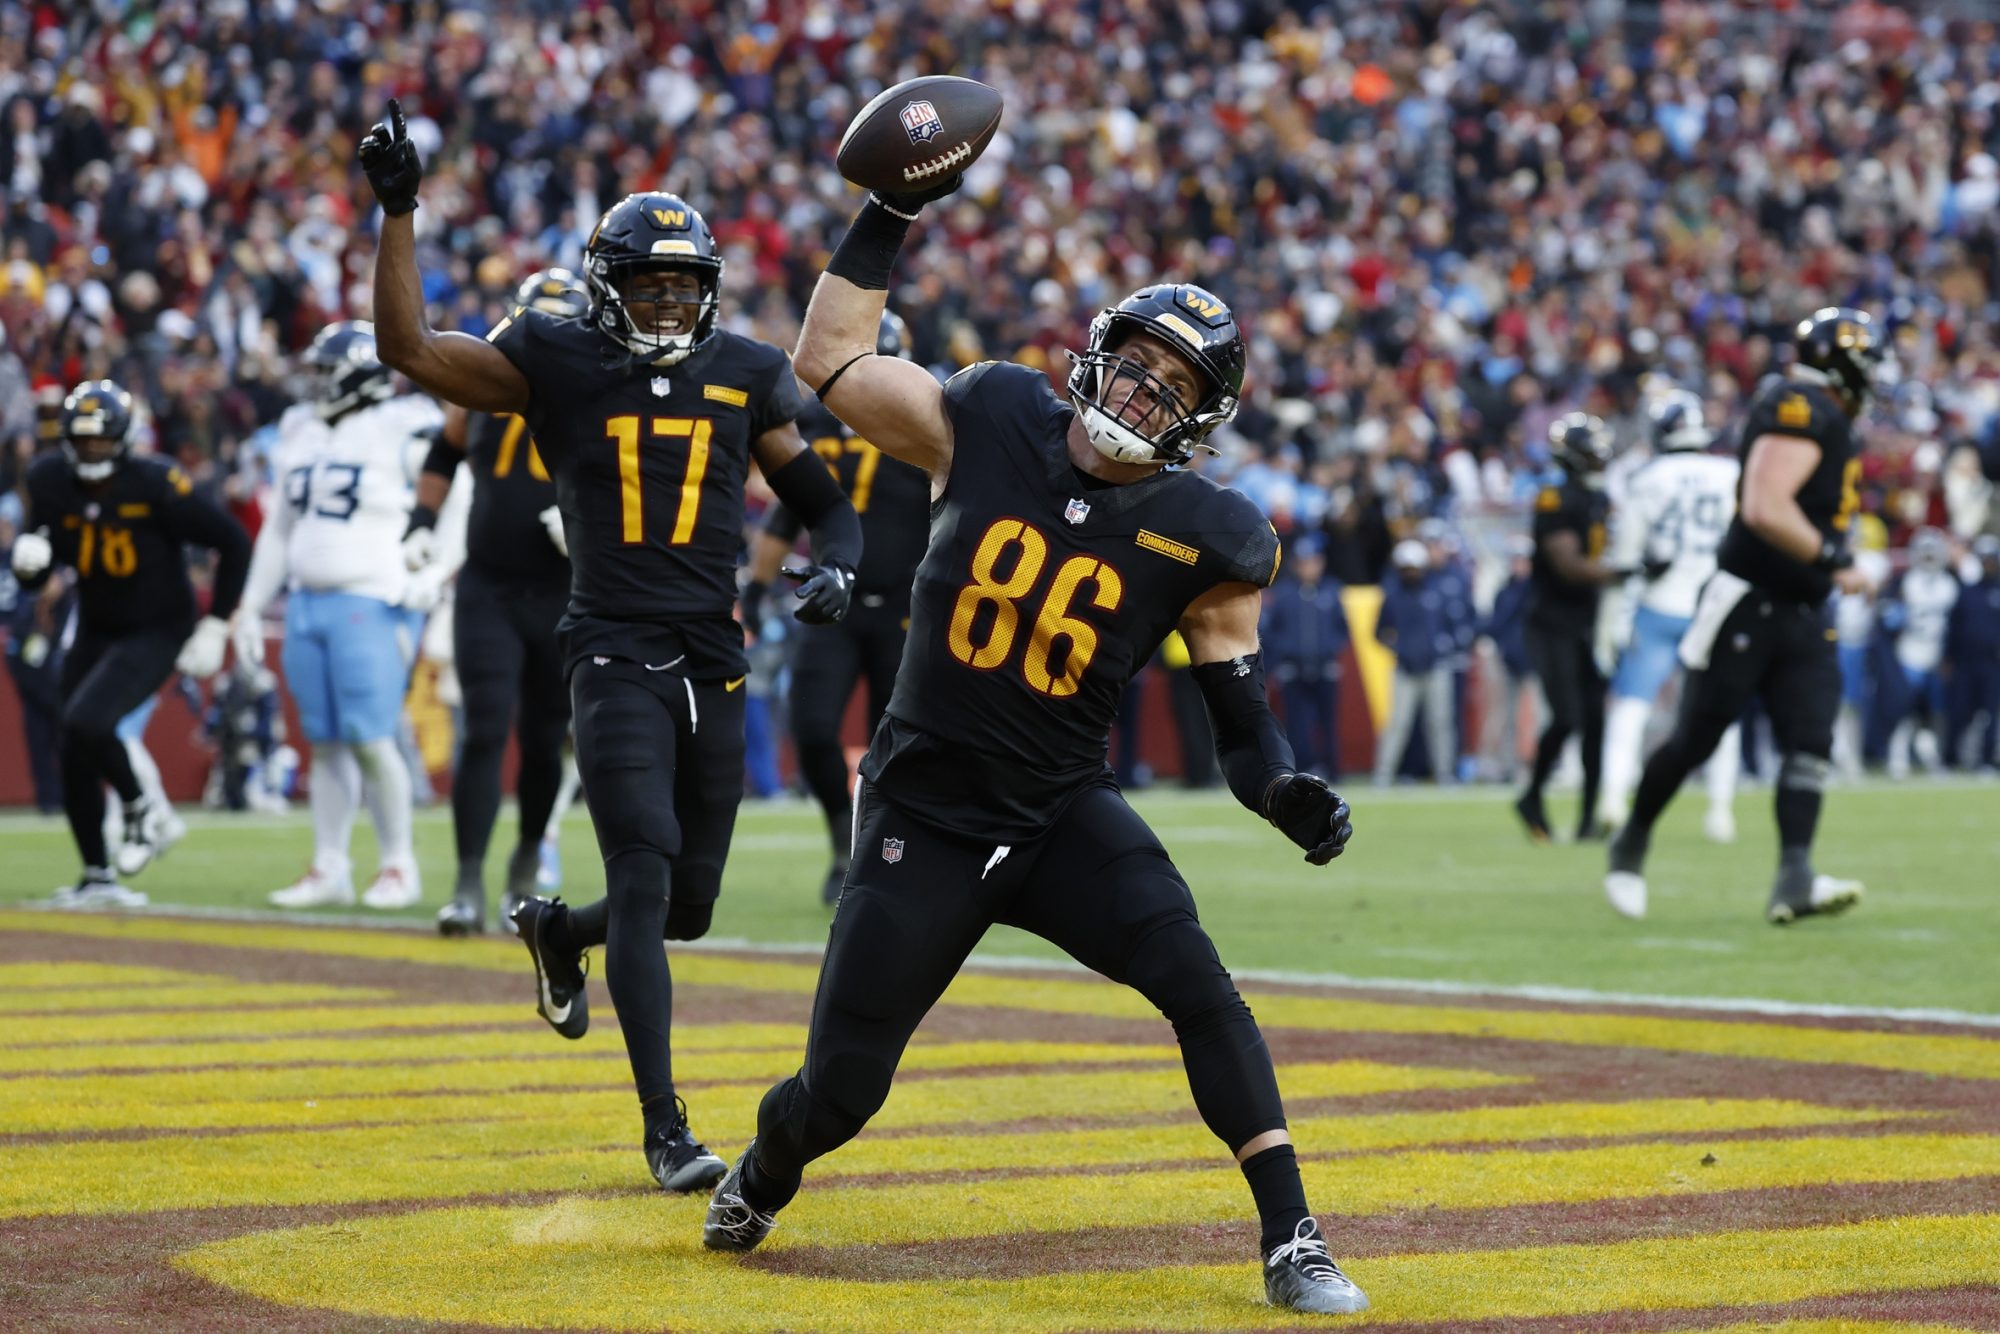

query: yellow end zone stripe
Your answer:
[0,963,214,990]
[0,982,393,1015]
[176,1209,2000,1332]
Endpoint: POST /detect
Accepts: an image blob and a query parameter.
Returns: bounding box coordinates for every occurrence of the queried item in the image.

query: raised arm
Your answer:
[359,101,528,415]
[793,191,959,480]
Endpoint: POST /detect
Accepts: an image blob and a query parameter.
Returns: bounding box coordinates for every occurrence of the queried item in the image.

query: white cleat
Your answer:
[49,877,149,909]
[269,870,356,908]
[1703,806,1737,845]
[113,800,179,877]
[361,866,421,910]
[1597,793,1629,832]
[1604,870,1648,920]
[1768,874,1864,925]
[1263,1219,1369,1316]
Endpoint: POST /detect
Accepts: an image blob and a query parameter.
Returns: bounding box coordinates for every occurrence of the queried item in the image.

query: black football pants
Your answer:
[747,776,1288,1209]
[788,598,906,862]
[451,565,570,893]
[1624,583,1839,865]
[1524,622,1605,828]
[60,624,184,870]
[565,655,745,1113]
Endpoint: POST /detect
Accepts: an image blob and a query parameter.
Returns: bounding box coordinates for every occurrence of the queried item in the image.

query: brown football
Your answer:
[835,75,1004,194]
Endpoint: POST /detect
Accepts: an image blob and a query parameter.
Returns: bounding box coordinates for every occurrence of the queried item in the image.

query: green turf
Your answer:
[4,779,1996,1014]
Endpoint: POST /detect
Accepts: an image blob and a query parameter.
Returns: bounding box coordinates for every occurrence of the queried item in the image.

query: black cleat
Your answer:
[703,1142,780,1251]
[436,891,485,937]
[512,895,588,1038]
[647,1097,727,1193]
[1264,1218,1369,1315]
[1768,872,1864,925]
[819,856,849,907]
[1573,819,1610,843]
[1513,790,1552,843]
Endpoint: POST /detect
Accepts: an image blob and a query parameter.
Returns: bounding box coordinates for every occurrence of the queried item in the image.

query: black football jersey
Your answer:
[24,453,247,637]
[462,410,567,585]
[1717,376,1860,602]
[767,399,931,601]
[487,310,803,676]
[861,362,1281,842]
[1527,477,1610,632]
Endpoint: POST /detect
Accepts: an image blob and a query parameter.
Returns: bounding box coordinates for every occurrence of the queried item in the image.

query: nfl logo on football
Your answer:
[881,837,906,864]
[1065,497,1091,525]
[899,99,943,144]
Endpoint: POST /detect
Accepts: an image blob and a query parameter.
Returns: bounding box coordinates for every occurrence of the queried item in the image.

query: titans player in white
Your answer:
[1886,528,1959,779]
[1598,389,1743,840]
[235,322,442,909]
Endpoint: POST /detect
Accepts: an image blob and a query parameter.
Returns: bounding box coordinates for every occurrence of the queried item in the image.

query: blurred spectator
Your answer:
[1372,540,1457,785]
[1948,535,2000,772]
[1477,534,1538,782]
[1260,534,1349,780]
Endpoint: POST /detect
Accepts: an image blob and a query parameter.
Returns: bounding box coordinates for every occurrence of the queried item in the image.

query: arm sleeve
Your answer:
[1190,652,1298,819]
[160,470,253,620]
[763,448,862,572]
[1607,481,1650,570]
[760,501,804,545]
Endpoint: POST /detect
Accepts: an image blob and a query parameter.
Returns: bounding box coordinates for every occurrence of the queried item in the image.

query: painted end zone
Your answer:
[2,910,1998,1332]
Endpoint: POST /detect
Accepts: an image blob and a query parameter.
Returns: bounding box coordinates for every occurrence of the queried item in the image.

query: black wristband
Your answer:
[420,437,462,483]
[825,197,915,292]
[1812,537,1853,572]
[406,503,439,535]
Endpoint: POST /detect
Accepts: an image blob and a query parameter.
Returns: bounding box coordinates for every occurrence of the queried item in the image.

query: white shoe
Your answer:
[50,876,148,909]
[270,870,355,908]
[361,866,421,909]
[1604,870,1648,920]
[114,800,179,877]
[1598,792,1629,831]
[1703,806,1736,844]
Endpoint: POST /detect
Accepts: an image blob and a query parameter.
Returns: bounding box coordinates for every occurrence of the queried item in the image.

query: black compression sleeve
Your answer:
[761,502,803,545]
[170,492,253,620]
[825,197,915,291]
[764,450,862,572]
[421,437,462,484]
[1190,653,1297,820]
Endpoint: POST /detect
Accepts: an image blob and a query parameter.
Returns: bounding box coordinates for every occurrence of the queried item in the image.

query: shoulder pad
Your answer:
[486,306,529,345]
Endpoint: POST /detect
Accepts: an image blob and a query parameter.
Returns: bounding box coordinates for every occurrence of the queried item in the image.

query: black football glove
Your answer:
[873,174,963,220]
[358,98,424,217]
[781,562,854,625]
[1265,773,1355,866]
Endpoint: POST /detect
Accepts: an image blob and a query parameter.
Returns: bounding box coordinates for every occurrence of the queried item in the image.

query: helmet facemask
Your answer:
[60,384,134,482]
[1065,321,1237,467]
[305,323,393,422]
[589,256,722,366]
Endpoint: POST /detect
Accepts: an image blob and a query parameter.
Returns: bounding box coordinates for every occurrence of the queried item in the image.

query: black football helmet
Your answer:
[1065,283,1245,466]
[1648,387,1709,452]
[304,321,395,422]
[514,267,589,319]
[584,193,723,365]
[1548,411,1613,483]
[59,379,137,482]
[1792,307,1884,418]
[878,308,911,360]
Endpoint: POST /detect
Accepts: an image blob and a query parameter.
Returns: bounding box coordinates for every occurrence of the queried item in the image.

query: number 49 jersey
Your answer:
[272,396,442,604]
[863,361,1281,843]
[1608,450,1740,619]
[488,308,802,676]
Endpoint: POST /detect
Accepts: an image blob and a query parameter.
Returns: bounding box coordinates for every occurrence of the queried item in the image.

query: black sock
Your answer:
[564,897,609,952]
[641,1093,681,1142]
[1241,1143,1310,1255]
[741,1145,795,1213]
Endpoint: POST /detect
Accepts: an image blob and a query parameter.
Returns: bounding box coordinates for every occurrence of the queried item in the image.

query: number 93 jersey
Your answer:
[487,307,802,677]
[272,396,442,604]
[863,361,1281,843]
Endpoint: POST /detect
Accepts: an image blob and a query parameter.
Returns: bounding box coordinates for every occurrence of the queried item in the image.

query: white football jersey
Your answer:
[1608,451,1741,619]
[270,396,442,603]
[1895,566,1960,674]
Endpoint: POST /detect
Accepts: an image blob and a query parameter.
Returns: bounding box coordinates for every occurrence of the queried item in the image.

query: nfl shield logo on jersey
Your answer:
[881,837,905,864]
[1064,497,1091,525]
[899,99,943,144]
[651,376,671,397]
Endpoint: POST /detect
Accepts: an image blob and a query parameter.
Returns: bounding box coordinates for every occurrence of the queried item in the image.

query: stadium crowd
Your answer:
[5,0,2000,806]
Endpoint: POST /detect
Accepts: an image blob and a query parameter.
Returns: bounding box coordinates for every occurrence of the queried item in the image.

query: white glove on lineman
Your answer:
[403,565,447,614]
[539,505,568,557]
[176,615,231,679]
[10,530,52,579]
[402,526,439,573]
[232,610,266,669]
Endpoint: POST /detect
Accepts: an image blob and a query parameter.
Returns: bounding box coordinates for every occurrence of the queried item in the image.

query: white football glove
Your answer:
[176,615,231,679]
[402,525,439,573]
[232,611,266,669]
[10,530,52,579]
[403,565,448,614]
[539,505,568,557]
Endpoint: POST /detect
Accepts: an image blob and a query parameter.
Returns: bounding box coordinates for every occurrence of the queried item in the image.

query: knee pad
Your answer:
[1125,917,1243,1035]
[663,898,713,941]
[1779,751,1831,792]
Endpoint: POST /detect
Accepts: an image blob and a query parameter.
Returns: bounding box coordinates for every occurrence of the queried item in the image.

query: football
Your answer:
[835,75,1004,195]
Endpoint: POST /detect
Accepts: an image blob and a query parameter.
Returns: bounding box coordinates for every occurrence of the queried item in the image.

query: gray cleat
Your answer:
[1264,1218,1369,1316]
[703,1143,781,1252]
